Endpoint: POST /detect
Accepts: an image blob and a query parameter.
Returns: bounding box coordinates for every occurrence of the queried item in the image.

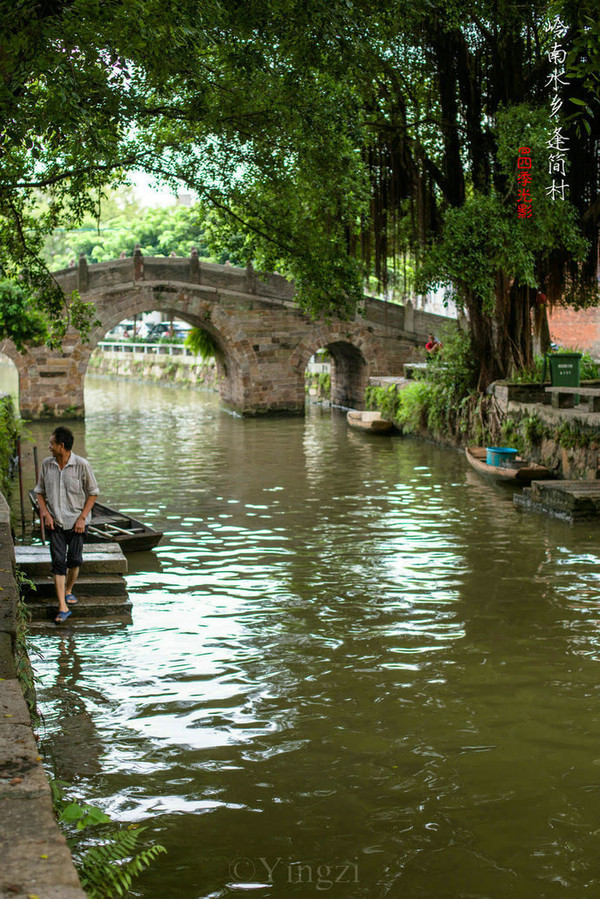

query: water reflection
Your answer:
[5,372,600,898]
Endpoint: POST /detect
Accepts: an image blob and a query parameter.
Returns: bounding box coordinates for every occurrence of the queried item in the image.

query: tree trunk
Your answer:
[466,276,534,390]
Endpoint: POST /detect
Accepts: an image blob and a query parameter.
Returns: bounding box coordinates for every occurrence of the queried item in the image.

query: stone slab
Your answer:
[0,680,31,726]
[515,480,600,521]
[28,613,133,632]
[0,683,87,897]
[15,544,127,576]
[22,574,130,598]
[16,542,124,555]
[0,725,48,797]
[0,826,86,898]
[26,597,132,621]
[0,632,15,679]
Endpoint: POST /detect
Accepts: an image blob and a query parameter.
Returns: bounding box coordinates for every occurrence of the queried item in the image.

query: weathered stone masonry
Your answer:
[0,492,86,897]
[1,251,449,419]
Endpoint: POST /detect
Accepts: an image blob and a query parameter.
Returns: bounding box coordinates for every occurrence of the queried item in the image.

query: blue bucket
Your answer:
[486,447,518,467]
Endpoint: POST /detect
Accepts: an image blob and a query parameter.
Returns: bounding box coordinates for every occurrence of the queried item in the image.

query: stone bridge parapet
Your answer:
[1,252,450,418]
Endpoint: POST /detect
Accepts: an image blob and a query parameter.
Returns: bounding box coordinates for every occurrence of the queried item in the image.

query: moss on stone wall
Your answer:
[87,350,218,390]
[0,395,19,500]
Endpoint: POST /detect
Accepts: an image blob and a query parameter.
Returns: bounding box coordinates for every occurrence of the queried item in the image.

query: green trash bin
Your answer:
[547,353,581,387]
[545,352,582,404]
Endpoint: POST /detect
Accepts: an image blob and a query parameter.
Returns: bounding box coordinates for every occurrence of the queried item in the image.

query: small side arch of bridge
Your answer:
[0,251,449,418]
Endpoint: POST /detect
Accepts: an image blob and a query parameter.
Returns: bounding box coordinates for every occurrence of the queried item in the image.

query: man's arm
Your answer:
[73,494,97,534]
[35,492,54,530]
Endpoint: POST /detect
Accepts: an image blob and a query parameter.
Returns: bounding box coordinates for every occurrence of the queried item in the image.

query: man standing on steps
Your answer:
[35,426,100,625]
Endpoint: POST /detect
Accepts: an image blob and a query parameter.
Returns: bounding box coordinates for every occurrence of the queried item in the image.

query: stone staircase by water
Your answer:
[15,543,132,622]
[515,480,600,522]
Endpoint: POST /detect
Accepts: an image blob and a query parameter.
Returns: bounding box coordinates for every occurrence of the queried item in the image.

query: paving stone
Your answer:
[0,681,31,726]
[0,723,46,798]
[0,828,86,898]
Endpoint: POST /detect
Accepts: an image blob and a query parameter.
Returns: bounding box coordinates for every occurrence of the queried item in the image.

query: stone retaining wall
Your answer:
[0,491,86,898]
[88,346,218,389]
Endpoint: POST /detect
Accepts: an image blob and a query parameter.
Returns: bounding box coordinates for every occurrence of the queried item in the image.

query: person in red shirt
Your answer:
[425,333,442,355]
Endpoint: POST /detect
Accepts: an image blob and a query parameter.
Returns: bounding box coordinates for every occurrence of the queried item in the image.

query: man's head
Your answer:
[50,426,74,457]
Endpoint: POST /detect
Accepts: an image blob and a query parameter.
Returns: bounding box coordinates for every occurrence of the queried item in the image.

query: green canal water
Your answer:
[4,364,600,897]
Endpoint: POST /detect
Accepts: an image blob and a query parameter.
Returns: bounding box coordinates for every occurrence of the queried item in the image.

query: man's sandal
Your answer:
[66,593,78,605]
[55,610,72,624]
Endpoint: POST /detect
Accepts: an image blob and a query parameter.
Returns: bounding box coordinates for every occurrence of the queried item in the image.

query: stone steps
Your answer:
[15,543,131,622]
[21,573,128,598]
[514,480,600,521]
[25,596,132,621]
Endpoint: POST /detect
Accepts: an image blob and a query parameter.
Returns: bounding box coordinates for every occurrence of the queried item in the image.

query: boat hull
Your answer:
[347,410,394,434]
[465,447,552,484]
[29,492,163,552]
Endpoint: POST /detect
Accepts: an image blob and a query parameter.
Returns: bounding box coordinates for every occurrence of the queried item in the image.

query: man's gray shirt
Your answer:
[35,452,100,529]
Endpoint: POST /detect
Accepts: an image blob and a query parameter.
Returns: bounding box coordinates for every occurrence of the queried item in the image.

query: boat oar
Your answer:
[33,446,45,544]
[16,438,25,534]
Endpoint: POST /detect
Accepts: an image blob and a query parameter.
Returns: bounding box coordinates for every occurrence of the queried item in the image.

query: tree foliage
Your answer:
[1,0,599,385]
[0,0,369,327]
[43,199,211,270]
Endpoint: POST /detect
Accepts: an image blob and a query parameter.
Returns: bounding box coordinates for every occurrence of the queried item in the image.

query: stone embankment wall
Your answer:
[368,378,600,481]
[0,492,86,897]
[88,346,218,389]
[494,383,600,480]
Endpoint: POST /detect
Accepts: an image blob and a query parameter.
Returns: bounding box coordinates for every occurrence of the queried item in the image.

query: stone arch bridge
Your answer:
[1,251,449,418]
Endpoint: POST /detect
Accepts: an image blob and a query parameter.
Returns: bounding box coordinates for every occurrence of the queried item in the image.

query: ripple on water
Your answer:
[20,380,600,899]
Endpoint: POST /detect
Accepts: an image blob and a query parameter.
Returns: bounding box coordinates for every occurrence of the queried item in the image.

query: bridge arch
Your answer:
[290,323,388,409]
[87,287,263,414]
[0,253,447,418]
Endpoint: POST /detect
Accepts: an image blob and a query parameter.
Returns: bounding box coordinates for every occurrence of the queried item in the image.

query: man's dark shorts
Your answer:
[49,526,84,575]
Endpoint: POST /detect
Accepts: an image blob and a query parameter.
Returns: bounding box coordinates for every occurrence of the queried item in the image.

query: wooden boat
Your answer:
[29,490,163,552]
[347,410,394,434]
[465,447,553,484]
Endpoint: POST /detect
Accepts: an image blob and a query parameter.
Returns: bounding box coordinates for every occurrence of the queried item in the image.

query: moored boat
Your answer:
[346,410,394,434]
[29,490,163,552]
[465,447,553,484]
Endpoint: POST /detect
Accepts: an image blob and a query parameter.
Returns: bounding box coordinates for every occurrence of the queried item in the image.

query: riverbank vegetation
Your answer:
[367,321,600,463]
[367,324,495,445]
[0,395,19,500]
[1,1,598,389]
[509,348,599,384]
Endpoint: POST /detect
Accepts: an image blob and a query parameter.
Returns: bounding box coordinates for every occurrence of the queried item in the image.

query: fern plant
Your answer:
[185,327,217,359]
[50,779,167,898]
[77,826,167,898]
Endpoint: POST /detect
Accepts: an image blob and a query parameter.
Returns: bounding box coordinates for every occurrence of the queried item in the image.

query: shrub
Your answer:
[0,395,19,499]
[512,348,598,383]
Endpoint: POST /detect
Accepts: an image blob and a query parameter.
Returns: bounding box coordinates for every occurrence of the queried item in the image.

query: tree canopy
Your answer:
[42,197,212,269]
[1,0,599,384]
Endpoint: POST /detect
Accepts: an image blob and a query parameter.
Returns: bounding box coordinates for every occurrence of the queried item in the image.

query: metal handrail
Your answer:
[97,341,193,357]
